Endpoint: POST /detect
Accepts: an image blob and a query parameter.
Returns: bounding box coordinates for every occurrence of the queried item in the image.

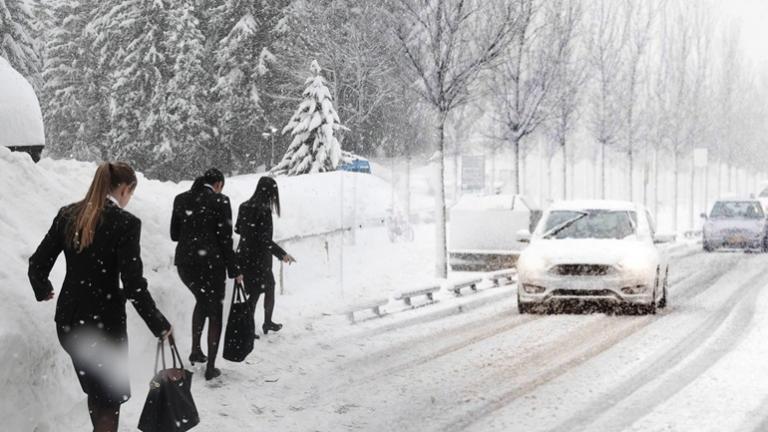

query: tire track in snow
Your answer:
[345,250,725,379]
[544,260,768,432]
[437,252,746,432]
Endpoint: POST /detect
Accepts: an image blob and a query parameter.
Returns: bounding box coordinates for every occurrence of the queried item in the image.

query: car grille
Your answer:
[551,289,615,297]
[551,264,613,276]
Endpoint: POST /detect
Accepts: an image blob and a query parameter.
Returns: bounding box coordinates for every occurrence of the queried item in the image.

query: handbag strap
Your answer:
[154,339,166,373]
[231,280,247,305]
[154,336,185,372]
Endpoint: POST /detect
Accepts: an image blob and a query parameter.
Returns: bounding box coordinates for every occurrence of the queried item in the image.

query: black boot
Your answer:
[262,322,283,335]
[205,367,221,381]
[189,351,207,365]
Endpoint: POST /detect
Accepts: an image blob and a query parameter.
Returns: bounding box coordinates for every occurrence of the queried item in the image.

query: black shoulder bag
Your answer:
[138,337,200,432]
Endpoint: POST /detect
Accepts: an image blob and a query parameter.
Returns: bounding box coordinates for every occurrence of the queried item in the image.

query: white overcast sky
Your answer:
[716,0,768,69]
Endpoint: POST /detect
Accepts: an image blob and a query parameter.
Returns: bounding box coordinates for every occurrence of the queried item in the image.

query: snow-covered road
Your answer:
[91,250,768,432]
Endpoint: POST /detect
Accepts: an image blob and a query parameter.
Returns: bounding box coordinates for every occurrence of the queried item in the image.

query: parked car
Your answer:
[702,199,768,252]
[516,200,671,315]
[755,181,768,211]
[448,194,541,271]
[339,157,371,173]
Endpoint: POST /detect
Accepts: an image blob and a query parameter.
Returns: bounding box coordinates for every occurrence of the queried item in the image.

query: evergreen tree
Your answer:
[0,0,41,85]
[42,0,110,160]
[159,1,211,177]
[208,0,290,171]
[103,0,174,169]
[272,60,345,176]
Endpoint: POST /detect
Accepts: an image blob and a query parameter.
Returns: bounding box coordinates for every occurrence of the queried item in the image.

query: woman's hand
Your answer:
[235,275,244,285]
[283,254,296,264]
[44,291,55,301]
[161,326,173,341]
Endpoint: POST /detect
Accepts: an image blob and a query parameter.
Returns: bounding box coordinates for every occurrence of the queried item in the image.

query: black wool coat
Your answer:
[171,186,238,277]
[235,201,286,275]
[28,201,170,338]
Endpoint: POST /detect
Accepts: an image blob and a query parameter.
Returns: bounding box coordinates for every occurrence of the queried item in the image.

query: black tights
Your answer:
[87,396,120,432]
[178,265,225,371]
[191,301,223,370]
[246,276,276,325]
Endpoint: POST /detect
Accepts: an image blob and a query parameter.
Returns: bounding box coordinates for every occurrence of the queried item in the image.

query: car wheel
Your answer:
[517,294,532,314]
[762,237,768,253]
[703,241,713,252]
[658,269,668,309]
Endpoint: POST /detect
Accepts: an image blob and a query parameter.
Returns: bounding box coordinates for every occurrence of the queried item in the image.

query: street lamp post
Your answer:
[262,126,278,170]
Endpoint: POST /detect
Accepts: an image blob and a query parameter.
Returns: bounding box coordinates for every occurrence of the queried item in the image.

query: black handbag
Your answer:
[138,337,200,432]
[223,281,255,362]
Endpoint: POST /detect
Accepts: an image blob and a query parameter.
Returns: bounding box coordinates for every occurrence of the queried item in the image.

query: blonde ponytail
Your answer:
[67,162,137,252]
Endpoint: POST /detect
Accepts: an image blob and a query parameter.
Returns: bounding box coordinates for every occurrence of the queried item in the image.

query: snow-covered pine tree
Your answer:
[42,0,110,160]
[209,0,290,172]
[271,60,345,176]
[0,0,41,85]
[102,0,175,169]
[161,1,211,177]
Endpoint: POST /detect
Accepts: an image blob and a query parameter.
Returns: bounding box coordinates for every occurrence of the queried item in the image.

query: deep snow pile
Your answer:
[0,56,45,147]
[0,147,414,430]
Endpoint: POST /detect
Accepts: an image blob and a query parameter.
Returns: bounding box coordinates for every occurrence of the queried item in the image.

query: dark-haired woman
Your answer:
[28,162,172,432]
[235,176,296,335]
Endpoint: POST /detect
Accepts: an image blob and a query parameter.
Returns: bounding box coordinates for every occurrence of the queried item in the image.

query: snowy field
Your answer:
[4,147,768,432]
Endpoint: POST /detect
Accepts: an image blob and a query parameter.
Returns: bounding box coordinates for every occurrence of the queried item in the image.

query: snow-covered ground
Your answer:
[4,147,768,432]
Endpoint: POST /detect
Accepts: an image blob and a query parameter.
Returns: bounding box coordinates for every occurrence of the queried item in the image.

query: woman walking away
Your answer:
[235,176,296,335]
[28,162,172,432]
[172,168,241,380]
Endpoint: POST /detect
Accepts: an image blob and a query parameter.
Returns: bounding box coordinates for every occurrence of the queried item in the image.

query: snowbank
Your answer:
[0,148,408,430]
[0,56,45,148]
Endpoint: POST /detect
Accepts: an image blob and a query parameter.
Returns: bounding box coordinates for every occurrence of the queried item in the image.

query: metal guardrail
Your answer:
[275,226,352,295]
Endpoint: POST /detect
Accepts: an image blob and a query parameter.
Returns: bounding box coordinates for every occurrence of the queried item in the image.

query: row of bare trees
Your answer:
[393,0,768,276]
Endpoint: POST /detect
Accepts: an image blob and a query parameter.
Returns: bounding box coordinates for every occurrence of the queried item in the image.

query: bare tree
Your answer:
[619,0,654,201]
[488,0,558,195]
[586,0,625,198]
[393,0,517,278]
[685,1,713,228]
[546,0,586,199]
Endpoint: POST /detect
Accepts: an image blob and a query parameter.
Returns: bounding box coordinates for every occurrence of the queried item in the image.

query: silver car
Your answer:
[702,199,768,252]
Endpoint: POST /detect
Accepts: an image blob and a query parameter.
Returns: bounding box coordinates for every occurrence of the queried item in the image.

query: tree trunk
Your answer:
[513,137,521,194]
[673,151,679,233]
[653,145,659,222]
[689,153,695,230]
[600,140,606,199]
[546,154,553,202]
[435,115,449,279]
[405,154,412,220]
[628,148,634,202]
[489,147,496,194]
[561,136,567,199]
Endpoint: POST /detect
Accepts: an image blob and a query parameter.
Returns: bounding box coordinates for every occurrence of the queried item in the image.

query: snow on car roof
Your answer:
[548,200,637,212]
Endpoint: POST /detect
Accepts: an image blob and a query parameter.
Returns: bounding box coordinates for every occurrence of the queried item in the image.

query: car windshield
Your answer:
[710,201,764,219]
[760,187,768,198]
[541,210,637,240]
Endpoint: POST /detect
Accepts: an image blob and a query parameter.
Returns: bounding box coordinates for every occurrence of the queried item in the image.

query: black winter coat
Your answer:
[28,201,170,338]
[235,201,286,274]
[171,187,238,277]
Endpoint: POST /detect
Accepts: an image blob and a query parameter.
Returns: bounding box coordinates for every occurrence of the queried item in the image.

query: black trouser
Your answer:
[243,270,276,325]
[178,265,225,368]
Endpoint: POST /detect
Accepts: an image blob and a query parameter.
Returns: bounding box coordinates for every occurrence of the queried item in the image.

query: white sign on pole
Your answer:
[693,148,708,168]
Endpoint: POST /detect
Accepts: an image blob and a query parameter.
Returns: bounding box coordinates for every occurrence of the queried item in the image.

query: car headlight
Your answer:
[617,257,651,276]
[520,255,550,274]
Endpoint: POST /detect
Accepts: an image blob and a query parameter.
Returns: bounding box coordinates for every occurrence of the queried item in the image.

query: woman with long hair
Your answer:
[235,176,295,334]
[28,162,172,432]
